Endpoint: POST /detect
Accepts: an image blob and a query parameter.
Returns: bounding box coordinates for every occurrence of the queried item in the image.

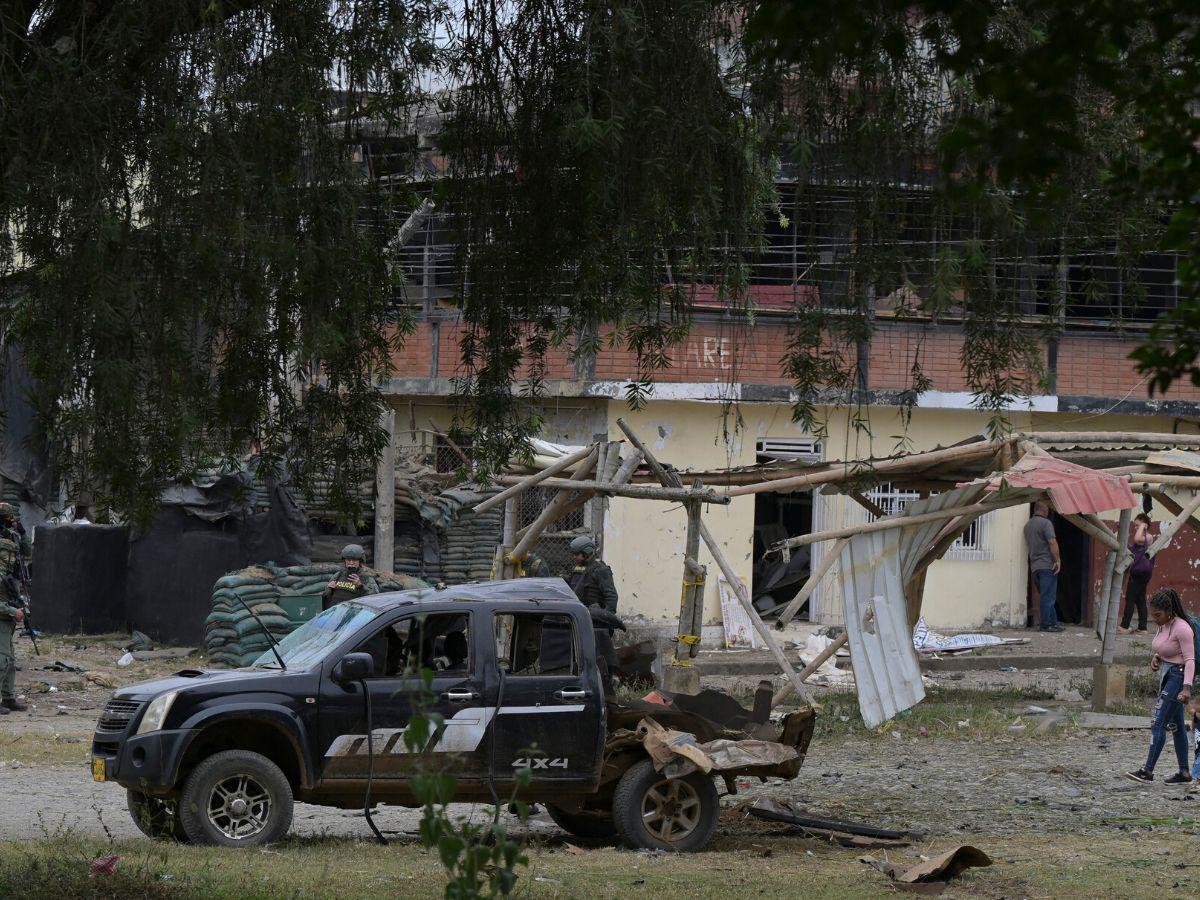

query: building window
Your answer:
[863,483,992,561]
[756,436,824,464]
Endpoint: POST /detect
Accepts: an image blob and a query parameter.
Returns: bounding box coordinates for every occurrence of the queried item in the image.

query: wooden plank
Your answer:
[1063,513,1120,551]
[848,491,887,518]
[509,448,598,561]
[775,537,849,629]
[1145,491,1200,558]
[494,476,731,505]
[772,633,849,706]
[1100,508,1133,667]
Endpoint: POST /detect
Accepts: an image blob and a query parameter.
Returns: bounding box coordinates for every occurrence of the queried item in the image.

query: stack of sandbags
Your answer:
[436,488,503,584]
[203,563,428,667]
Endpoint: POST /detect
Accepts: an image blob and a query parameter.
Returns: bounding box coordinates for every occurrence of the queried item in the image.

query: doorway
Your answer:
[1029,513,1092,626]
[751,493,813,619]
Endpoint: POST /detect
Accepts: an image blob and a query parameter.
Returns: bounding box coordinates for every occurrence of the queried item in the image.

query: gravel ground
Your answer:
[1,723,1191,844]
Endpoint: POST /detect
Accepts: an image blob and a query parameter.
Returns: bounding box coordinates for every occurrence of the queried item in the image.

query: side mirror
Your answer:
[332,652,375,684]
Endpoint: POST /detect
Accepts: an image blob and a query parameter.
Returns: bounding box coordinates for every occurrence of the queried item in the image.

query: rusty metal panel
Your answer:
[839,530,925,728]
[983,456,1135,515]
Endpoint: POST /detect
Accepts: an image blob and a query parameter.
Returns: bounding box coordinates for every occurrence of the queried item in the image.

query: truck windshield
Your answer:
[250,602,380,670]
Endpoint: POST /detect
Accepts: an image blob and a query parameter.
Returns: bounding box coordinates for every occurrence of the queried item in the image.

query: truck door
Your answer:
[488,610,604,786]
[318,611,488,785]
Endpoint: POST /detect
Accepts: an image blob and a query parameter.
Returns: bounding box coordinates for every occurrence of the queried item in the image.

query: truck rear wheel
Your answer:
[611,759,718,852]
[127,790,189,842]
[545,803,618,840]
[177,749,294,847]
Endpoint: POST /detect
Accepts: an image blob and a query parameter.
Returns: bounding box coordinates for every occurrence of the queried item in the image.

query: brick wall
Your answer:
[389,318,1200,402]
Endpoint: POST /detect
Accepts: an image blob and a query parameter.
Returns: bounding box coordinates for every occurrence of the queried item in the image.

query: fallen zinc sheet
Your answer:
[636,717,799,779]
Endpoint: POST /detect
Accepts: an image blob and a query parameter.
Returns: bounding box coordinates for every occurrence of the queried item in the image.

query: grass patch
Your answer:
[0,829,1185,899]
[0,732,92,767]
[814,685,1060,741]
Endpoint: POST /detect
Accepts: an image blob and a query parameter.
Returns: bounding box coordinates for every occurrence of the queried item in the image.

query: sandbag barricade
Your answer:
[203,564,427,668]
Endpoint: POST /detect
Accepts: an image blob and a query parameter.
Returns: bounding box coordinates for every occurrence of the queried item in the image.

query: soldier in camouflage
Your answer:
[321,543,381,610]
[0,538,28,714]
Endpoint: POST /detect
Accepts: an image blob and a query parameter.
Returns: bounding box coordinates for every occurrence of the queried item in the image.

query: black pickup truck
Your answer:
[92,579,814,851]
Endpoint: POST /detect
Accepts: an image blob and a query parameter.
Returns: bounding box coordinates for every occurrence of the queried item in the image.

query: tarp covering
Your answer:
[32,524,129,634]
[0,343,53,507]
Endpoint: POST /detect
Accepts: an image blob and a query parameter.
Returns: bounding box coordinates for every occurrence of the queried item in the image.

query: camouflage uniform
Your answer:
[320,544,380,611]
[0,538,22,706]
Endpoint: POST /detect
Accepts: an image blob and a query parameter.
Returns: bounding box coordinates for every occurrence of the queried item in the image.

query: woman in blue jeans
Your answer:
[1128,589,1194,784]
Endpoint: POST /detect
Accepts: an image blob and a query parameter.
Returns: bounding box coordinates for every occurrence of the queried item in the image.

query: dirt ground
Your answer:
[0,628,1190,868]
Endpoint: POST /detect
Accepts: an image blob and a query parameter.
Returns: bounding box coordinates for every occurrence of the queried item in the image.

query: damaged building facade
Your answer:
[383,309,1200,633]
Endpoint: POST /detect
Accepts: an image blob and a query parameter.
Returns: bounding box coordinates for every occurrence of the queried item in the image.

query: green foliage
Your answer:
[401,669,529,898]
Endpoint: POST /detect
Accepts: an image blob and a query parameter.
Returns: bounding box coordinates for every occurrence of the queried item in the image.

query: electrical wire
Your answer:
[360,678,388,845]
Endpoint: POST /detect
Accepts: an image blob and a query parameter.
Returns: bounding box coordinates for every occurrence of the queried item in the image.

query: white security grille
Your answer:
[756,437,824,463]
[863,483,991,560]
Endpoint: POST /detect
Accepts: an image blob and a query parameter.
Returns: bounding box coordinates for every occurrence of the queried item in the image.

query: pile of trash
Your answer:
[203,564,427,667]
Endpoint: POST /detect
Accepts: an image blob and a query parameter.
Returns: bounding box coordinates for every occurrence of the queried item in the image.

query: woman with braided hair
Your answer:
[1128,588,1195,784]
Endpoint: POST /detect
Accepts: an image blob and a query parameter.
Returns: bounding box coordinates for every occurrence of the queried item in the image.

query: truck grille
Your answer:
[97,698,142,733]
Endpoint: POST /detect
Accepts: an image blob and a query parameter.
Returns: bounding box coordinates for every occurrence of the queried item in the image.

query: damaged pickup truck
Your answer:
[91,579,814,851]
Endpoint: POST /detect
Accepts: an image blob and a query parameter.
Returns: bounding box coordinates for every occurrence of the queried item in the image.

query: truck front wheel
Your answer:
[177,749,294,847]
[127,790,189,842]
[611,759,718,852]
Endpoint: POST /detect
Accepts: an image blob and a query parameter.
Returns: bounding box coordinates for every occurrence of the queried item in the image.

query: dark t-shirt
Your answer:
[1024,515,1057,573]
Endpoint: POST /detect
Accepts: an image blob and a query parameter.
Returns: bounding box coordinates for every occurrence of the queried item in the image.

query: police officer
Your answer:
[0,503,28,558]
[0,538,28,714]
[518,549,550,579]
[566,535,618,613]
[321,544,381,610]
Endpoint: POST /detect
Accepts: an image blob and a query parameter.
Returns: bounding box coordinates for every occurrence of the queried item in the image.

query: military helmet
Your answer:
[569,535,596,557]
[340,543,366,561]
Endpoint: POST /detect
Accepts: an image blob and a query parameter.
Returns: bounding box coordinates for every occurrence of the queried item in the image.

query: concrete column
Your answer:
[373,407,396,574]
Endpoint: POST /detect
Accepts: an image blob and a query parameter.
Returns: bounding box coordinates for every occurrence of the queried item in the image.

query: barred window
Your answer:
[863,483,991,560]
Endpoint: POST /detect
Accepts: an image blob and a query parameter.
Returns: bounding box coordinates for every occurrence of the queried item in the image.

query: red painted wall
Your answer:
[1088,521,1200,622]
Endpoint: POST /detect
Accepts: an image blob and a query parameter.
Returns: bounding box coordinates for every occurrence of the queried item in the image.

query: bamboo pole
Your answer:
[1145,491,1200,558]
[1101,509,1134,666]
[473,444,596,514]
[674,482,706,664]
[428,420,470,467]
[775,537,849,629]
[494,476,731,505]
[615,418,812,705]
[1127,474,1200,488]
[512,448,639,542]
[509,448,598,562]
[772,633,849,706]
[1096,548,1117,638]
[725,440,1002,498]
[774,496,1028,550]
[1063,514,1121,551]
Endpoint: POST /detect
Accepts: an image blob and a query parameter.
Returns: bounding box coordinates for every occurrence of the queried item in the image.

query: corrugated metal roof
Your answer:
[838,529,925,728]
[982,456,1135,515]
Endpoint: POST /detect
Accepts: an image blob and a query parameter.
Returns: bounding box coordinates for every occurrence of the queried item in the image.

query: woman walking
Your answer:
[1118,514,1155,634]
[1128,588,1194,784]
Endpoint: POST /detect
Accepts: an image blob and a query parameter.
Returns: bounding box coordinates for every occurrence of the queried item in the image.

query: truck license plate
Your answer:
[91,757,105,782]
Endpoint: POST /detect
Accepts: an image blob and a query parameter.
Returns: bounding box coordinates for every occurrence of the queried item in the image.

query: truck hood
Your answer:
[114,667,301,700]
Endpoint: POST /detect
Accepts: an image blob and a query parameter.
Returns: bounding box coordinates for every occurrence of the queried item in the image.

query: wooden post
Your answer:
[472,444,596,514]
[373,407,396,574]
[1096,548,1117,639]
[499,497,519,579]
[1063,514,1120,551]
[665,484,706,694]
[591,435,609,556]
[848,491,887,518]
[615,418,813,705]
[1096,507,1133,711]
[510,448,598,561]
[1101,510,1132,665]
[775,537,849,629]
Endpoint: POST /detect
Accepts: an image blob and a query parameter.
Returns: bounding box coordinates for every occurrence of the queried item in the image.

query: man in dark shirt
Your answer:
[1024,501,1063,632]
[321,544,380,610]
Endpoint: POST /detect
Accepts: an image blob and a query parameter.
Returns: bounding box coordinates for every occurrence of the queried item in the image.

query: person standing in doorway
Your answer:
[1024,501,1063,632]
[1119,513,1155,634]
[1127,588,1194,784]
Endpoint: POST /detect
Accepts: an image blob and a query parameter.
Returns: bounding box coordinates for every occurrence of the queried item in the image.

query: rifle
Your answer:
[14,556,38,656]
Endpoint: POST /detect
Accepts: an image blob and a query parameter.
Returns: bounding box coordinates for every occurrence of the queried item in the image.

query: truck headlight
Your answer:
[136,691,178,735]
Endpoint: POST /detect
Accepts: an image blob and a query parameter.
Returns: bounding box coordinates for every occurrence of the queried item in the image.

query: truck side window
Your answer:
[494,613,577,676]
[353,613,471,677]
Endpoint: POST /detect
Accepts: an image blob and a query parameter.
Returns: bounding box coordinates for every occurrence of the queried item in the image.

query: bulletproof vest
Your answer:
[323,568,370,609]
